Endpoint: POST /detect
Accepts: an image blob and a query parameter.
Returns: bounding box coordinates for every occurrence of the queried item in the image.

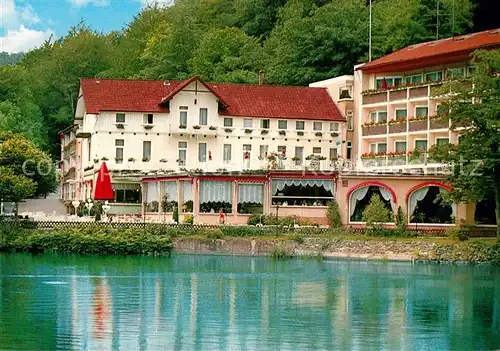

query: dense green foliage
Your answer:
[0,225,173,255]
[429,49,500,239]
[247,213,319,226]
[363,194,393,229]
[0,133,57,199]
[0,0,475,155]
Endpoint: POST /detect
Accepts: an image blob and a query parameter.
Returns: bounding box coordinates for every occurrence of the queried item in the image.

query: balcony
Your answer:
[388,122,406,134]
[408,119,427,132]
[409,86,428,99]
[430,118,449,129]
[362,124,387,136]
[360,151,445,170]
[362,91,387,105]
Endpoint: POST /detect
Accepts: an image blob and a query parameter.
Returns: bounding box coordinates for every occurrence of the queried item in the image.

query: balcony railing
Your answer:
[362,116,453,137]
[361,152,443,169]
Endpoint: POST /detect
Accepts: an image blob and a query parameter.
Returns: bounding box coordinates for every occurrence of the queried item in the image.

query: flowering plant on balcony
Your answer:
[279,130,286,136]
[408,115,428,122]
[315,132,323,137]
[361,79,446,96]
[408,148,426,161]
[179,124,187,129]
[116,123,125,129]
[193,125,201,130]
[291,156,301,161]
[209,125,217,130]
[261,129,269,135]
[159,158,168,163]
[244,129,253,134]
[386,150,406,157]
[224,128,233,133]
[360,152,387,159]
[128,157,136,162]
[388,117,407,125]
[305,154,327,161]
[296,131,304,136]
[101,157,109,161]
[362,120,387,127]
[330,132,339,137]
[329,156,339,161]
[142,157,150,162]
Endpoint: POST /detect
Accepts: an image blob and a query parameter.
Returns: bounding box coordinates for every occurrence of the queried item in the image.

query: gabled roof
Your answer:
[79,77,344,121]
[160,76,229,107]
[361,28,500,74]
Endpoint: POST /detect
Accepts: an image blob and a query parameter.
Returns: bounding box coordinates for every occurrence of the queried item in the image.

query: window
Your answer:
[415,140,428,150]
[313,122,322,131]
[259,145,268,158]
[376,77,402,88]
[370,143,386,153]
[294,146,303,165]
[347,111,353,131]
[261,119,270,129]
[415,107,428,117]
[312,147,321,154]
[243,119,253,128]
[329,148,338,159]
[277,145,286,155]
[178,141,187,165]
[447,67,465,79]
[198,143,207,162]
[339,86,352,99]
[278,120,287,129]
[436,138,449,147]
[143,141,151,161]
[223,144,231,163]
[199,108,208,125]
[224,118,233,127]
[179,107,188,127]
[424,71,443,82]
[395,141,407,152]
[144,114,154,125]
[116,113,125,123]
[395,109,407,119]
[346,141,352,160]
[405,74,422,84]
[296,121,305,130]
[199,180,233,214]
[238,183,264,214]
[243,144,251,161]
[271,179,334,207]
[329,122,339,132]
[115,139,124,163]
[113,183,141,204]
[370,111,387,122]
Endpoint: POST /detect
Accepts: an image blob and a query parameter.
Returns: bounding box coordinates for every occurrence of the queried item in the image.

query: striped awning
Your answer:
[272,179,334,194]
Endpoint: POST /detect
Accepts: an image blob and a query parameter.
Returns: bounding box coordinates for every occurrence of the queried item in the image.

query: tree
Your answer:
[0,166,36,203]
[362,194,392,230]
[0,133,58,197]
[429,49,500,239]
[189,27,263,83]
[326,199,342,228]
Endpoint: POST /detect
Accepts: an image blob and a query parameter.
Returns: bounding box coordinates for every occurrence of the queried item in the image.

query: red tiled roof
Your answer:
[160,76,230,107]
[361,28,500,73]
[80,78,344,121]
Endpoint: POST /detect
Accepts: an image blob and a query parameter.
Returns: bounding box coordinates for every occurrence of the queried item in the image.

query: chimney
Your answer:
[259,71,265,85]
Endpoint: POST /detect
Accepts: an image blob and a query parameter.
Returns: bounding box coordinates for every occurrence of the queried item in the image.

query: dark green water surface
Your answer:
[0,253,499,350]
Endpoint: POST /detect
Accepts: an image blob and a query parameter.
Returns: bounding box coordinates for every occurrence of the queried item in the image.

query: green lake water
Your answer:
[0,253,499,350]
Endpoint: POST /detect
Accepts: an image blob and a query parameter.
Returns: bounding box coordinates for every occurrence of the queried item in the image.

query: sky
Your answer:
[0,0,172,53]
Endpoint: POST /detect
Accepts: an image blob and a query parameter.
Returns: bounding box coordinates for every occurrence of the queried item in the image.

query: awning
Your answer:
[238,183,264,204]
[199,180,233,203]
[272,179,334,195]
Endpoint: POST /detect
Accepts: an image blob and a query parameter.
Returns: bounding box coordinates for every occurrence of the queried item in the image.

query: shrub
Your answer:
[395,206,406,232]
[446,228,469,241]
[363,194,392,231]
[488,243,500,266]
[173,206,179,223]
[288,233,304,244]
[183,214,194,224]
[326,200,342,228]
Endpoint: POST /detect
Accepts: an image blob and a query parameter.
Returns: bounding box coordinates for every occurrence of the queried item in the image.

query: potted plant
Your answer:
[193,125,201,130]
[330,157,339,162]
[128,157,136,162]
[160,158,168,163]
[297,131,304,136]
[209,125,217,130]
[261,130,269,135]
[116,123,125,129]
[244,129,253,134]
[330,132,339,137]
[225,128,233,133]
[315,132,323,137]
[279,130,286,136]
[179,124,187,129]
[142,157,150,162]
[93,158,99,164]
[101,157,109,161]
[291,156,301,161]
[144,124,153,130]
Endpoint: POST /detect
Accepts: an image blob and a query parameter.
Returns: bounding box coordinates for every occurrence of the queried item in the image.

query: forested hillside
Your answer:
[0,0,476,156]
[0,53,24,66]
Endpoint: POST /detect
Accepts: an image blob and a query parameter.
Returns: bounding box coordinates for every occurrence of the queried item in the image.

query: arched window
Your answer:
[349,185,394,222]
[475,196,497,225]
[408,186,455,224]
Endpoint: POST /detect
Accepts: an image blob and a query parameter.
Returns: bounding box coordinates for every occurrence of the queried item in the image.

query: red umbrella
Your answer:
[94,162,114,200]
[381,78,388,90]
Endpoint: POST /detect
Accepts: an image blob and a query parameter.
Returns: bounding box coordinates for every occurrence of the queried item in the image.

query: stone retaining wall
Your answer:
[173,237,498,263]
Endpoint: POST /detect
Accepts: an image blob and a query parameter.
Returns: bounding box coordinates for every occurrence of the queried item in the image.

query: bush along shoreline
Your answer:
[0,225,173,256]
